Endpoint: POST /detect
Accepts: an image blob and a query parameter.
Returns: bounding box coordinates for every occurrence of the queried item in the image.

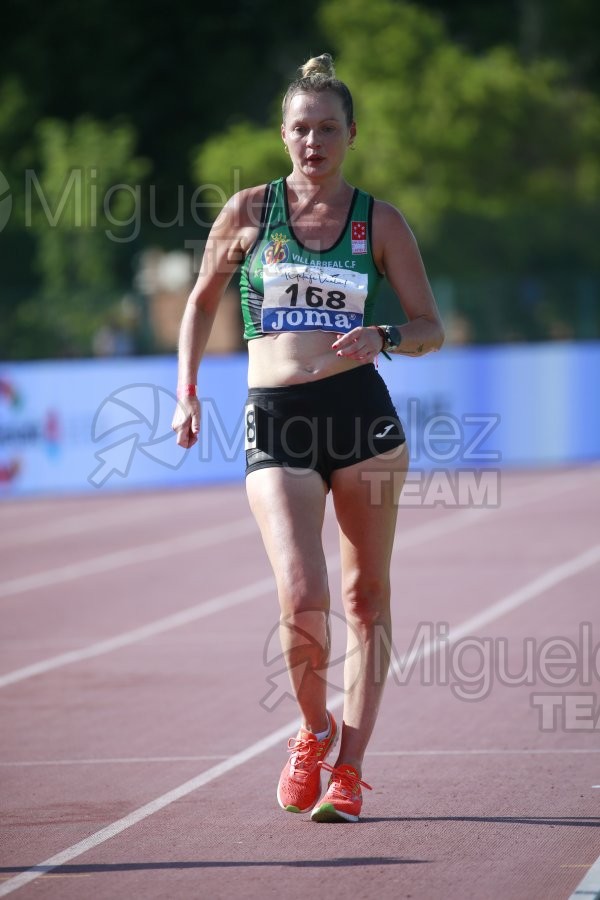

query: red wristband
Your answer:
[375,326,387,352]
[177,384,197,399]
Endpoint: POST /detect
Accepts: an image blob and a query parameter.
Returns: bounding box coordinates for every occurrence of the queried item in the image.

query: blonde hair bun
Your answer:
[300,53,336,79]
[282,52,353,125]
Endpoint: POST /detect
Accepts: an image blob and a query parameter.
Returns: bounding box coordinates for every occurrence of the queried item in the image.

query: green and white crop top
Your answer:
[239,178,383,340]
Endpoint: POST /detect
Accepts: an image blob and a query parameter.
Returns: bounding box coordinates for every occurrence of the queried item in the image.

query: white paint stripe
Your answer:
[0,485,221,521]
[0,465,593,601]
[0,756,230,766]
[0,541,597,896]
[0,876,91,882]
[0,509,492,689]
[0,498,82,520]
[0,574,275,688]
[1,490,227,547]
[366,749,600,756]
[389,544,600,683]
[0,749,598,767]
[0,517,258,601]
[445,544,600,642]
[568,854,600,899]
[0,719,302,897]
[0,472,594,689]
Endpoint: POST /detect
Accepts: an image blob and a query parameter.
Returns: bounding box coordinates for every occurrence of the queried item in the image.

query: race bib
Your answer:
[261,263,368,334]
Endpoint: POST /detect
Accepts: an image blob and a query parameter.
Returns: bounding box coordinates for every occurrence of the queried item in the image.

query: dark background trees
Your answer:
[1,0,599,356]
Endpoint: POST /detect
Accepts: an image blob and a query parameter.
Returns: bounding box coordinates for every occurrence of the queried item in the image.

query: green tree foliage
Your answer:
[7,118,149,357]
[192,0,600,279]
[418,0,600,90]
[30,118,149,293]
[2,0,324,236]
[0,77,37,217]
[2,0,600,353]
[193,123,289,203]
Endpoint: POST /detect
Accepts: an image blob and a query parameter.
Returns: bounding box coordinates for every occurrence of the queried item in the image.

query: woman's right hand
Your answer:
[172,396,201,449]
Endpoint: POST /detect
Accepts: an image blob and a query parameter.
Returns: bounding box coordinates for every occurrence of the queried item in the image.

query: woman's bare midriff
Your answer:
[247,331,365,388]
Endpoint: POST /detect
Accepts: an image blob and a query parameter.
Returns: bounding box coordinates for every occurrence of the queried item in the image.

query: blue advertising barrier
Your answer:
[1,342,598,497]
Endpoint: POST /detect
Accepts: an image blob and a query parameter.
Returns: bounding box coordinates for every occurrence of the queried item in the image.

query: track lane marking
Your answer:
[367,749,600,756]
[1,489,230,548]
[0,574,276,688]
[568,854,600,899]
[0,470,595,688]
[0,540,598,896]
[0,517,258,601]
[440,544,600,645]
[0,510,491,689]
[0,466,594,599]
[0,721,301,897]
[0,749,598,767]
[0,876,91,882]
[0,756,231,766]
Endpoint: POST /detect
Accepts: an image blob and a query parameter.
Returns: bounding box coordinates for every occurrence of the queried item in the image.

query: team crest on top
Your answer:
[351,221,367,255]
[262,232,290,265]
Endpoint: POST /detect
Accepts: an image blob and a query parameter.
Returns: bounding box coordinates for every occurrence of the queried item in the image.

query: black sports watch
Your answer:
[381,324,402,352]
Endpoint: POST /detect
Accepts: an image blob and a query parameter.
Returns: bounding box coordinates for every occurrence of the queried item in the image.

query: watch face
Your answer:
[386,325,402,347]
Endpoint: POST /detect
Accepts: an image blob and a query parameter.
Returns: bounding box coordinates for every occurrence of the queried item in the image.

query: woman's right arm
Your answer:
[172,189,260,449]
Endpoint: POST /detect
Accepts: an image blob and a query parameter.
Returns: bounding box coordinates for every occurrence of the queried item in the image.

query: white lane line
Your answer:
[0,470,594,689]
[1,749,598,767]
[0,464,592,590]
[1,490,228,548]
[0,464,593,601]
[0,574,275,689]
[0,499,84,520]
[0,756,230,766]
[0,541,597,896]
[568,855,600,899]
[388,544,600,684]
[0,517,258,601]
[0,719,302,898]
[367,749,600,756]
[0,509,493,690]
[0,876,92,882]
[443,544,600,642]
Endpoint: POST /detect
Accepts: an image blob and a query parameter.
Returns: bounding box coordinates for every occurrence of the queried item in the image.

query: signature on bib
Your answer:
[261,263,369,334]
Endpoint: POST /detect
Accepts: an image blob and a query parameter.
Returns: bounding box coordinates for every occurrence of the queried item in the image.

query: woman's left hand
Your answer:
[331,326,383,361]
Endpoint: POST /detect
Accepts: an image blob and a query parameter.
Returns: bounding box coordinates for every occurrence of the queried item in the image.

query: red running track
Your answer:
[0,467,599,899]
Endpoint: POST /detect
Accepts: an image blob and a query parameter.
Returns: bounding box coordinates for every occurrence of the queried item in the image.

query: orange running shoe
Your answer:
[276,712,338,813]
[310,761,372,822]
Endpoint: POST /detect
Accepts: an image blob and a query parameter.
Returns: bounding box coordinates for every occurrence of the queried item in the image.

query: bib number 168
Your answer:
[285,284,346,309]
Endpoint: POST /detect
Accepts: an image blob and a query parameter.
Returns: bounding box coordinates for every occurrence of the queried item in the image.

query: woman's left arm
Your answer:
[373,200,445,355]
[333,201,444,361]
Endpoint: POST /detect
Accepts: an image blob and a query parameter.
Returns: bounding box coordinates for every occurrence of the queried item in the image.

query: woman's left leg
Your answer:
[329,445,408,774]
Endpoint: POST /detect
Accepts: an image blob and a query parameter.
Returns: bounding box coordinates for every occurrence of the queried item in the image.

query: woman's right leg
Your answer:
[247,464,338,813]
[245,465,330,734]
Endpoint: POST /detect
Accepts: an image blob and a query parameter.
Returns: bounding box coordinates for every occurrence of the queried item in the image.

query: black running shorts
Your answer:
[244,364,406,488]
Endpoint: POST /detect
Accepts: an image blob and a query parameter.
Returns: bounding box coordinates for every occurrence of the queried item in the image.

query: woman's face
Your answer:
[282,90,356,180]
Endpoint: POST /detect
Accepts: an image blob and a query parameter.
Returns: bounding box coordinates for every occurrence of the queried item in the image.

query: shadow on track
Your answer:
[0,857,431,876]
[363,816,600,827]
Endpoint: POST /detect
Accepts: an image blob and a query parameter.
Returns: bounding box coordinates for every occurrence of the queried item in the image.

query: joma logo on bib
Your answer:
[264,308,363,332]
[262,263,368,334]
